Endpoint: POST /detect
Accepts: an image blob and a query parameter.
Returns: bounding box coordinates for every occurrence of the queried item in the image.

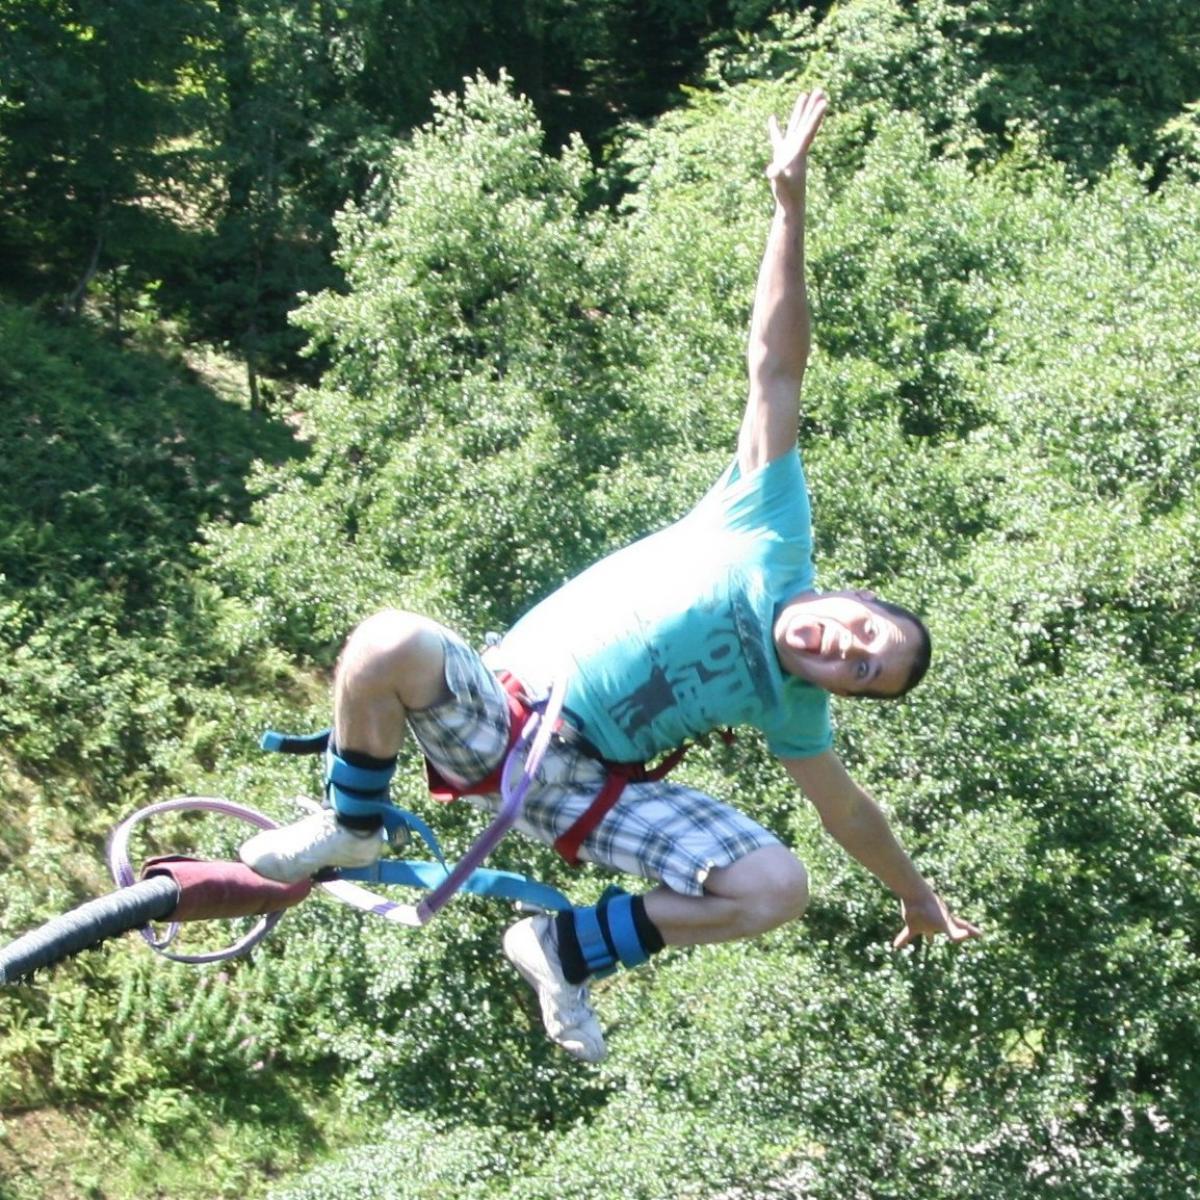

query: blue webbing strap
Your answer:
[383,807,447,867]
[260,726,444,863]
[604,892,650,969]
[262,727,396,804]
[338,860,571,912]
[573,904,616,977]
[261,729,331,755]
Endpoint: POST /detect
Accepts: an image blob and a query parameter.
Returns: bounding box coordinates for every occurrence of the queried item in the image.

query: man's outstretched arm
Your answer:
[738,88,827,475]
[781,749,982,947]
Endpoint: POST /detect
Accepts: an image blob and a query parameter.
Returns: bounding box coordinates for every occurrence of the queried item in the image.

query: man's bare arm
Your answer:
[738,88,827,475]
[781,749,981,946]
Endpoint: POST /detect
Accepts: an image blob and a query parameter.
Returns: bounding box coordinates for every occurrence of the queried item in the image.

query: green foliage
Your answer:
[206,75,681,653]
[0,0,770,386]
[711,0,1200,181]
[0,303,300,789]
[4,5,1200,1199]
[0,0,211,305]
[959,0,1200,178]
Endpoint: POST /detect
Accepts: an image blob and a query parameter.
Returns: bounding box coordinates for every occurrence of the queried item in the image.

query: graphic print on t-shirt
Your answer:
[607,581,777,750]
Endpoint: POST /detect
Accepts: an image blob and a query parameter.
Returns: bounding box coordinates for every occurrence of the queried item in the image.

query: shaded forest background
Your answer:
[1,1,1199,1197]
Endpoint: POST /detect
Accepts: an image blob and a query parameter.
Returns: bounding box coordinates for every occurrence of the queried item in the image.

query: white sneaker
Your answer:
[240,809,384,884]
[502,915,606,1063]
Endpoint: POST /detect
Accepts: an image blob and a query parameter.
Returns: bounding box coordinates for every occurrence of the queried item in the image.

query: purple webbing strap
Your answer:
[414,675,567,923]
[107,796,285,964]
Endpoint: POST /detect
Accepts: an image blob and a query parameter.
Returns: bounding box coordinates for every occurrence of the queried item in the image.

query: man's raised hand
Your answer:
[766,87,828,209]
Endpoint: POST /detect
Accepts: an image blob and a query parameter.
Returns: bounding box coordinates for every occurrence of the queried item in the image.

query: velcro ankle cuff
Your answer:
[572,890,651,977]
[325,747,395,819]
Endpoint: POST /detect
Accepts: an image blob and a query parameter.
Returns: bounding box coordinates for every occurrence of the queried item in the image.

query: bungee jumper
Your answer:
[240,87,980,1064]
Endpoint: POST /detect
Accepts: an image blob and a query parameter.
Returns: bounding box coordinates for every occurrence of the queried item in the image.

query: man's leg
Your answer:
[503,761,811,1061]
[241,610,452,882]
[504,845,807,1064]
[643,845,809,946]
[538,842,807,976]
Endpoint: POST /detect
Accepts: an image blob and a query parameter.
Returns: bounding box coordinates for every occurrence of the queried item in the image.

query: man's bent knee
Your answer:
[752,851,810,930]
[707,846,810,936]
[338,609,450,712]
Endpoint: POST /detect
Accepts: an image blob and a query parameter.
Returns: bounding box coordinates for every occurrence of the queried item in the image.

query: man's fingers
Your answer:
[785,91,809,137]
[785,91,827,158]
[948,917,983,941]
[800,91,828,144]
[771,89,828,167]
[892,924,914,950]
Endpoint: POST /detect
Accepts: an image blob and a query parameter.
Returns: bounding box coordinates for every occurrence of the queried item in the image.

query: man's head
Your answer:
[773,589,930,699]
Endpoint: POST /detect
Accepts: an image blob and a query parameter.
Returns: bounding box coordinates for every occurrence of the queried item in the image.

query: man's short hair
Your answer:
[858,599,931,700]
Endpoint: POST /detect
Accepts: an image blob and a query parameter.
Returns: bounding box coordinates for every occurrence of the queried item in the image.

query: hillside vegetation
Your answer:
[1,2,1198,1197]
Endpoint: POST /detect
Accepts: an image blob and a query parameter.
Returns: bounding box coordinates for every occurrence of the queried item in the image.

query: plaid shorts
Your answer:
[405,628,781,897]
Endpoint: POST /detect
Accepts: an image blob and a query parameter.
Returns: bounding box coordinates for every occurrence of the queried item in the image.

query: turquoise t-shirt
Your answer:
[495,450,832,762]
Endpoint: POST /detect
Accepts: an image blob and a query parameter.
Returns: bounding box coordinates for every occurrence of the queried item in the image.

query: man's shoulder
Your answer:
[759,675,833,759]
[692,449,810,536]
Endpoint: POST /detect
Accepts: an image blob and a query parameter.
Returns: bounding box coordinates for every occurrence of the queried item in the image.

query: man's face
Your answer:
[773,590,919,697]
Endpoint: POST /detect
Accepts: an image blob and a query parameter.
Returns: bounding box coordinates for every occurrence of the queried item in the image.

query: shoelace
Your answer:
[553,983,595,1028]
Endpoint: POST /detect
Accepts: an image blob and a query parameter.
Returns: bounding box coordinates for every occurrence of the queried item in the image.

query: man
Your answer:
[241,88,980,1063]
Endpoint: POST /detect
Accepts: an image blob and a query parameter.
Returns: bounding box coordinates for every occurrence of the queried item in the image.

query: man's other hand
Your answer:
[893,889,982,949]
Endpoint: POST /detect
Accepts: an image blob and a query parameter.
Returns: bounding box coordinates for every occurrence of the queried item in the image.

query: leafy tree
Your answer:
[6,5,1200,1198]
[708,0,1200,179]
[959,0,1200,178]
[0,0,210,309]
[205,74,676,655]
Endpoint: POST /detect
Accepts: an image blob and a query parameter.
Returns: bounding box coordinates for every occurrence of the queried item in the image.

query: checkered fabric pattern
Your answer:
[405,629,781,897]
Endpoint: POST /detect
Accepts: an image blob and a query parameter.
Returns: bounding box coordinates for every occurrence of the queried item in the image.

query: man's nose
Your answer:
[845,634,869,659]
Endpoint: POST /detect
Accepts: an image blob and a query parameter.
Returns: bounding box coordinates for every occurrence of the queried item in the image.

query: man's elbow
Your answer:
[749,344,808,392]
[816,790,873,842]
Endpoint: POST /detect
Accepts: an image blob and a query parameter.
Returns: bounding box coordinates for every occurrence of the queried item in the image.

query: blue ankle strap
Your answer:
[574,904,616,978]
[260,726,445,864]
[605,892,650,969]
[324,746,394,814]
[573,888,648,978]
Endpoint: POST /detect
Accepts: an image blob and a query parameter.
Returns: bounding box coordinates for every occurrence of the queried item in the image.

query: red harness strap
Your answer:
[550,745,688,866]
[424,670,725,867]
[425,670,531,802]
